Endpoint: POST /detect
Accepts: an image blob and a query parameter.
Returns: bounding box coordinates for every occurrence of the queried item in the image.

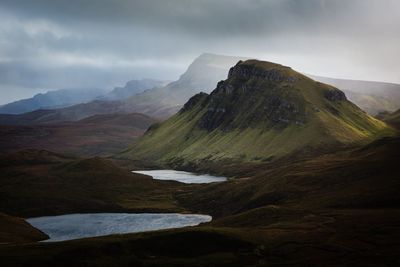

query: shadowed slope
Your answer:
[0,150,187,218]
[377,109,400,129]
[0,213,48,244]
[0,113,157,156]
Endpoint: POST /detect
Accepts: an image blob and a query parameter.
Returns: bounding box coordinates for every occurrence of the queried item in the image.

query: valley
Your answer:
[0,58,399,266]
[0,135,399,266]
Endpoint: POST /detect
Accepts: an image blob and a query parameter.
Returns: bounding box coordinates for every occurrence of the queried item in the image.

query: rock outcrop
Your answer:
[123,59,387,165]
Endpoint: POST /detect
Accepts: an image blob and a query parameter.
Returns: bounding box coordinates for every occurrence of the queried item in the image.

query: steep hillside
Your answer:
[310,75,400,115]
[0,113,157,156]
[0,88,108,115]
[123,60,389,165]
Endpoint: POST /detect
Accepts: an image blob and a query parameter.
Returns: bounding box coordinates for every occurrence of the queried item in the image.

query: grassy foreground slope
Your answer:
[0,149,188,218]
[0,213,48,244]
[1,137,399,266]
[122,60,390,166]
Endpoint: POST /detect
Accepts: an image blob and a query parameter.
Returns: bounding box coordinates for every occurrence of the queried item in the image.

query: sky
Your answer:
[0,0,399,104]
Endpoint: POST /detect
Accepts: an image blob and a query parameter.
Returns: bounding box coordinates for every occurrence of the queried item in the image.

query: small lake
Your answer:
[132,170,227,184]
[27,213,212,242]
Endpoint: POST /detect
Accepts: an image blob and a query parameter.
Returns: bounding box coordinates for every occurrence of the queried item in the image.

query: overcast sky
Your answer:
[0,0,399,104]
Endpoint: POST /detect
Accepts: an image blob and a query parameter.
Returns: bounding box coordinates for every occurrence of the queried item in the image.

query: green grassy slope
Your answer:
[121,60,390,166]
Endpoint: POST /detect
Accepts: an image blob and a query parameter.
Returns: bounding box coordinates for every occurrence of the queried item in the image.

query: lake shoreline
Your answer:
[28,213,212,242]
[132,169,227,184]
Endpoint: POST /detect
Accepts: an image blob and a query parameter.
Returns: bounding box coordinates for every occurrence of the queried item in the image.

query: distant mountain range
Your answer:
[99,79,169,101]
[309,75,400,115]
[121,59,389,165]
[0,88,109,115]
[0,79,168,116]
[0,53,399,125]
[0,53,244,124]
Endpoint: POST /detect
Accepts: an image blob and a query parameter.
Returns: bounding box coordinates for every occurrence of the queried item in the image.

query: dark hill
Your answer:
[0,213,48,244]
[0,113,157,156]
[0,150,187,218]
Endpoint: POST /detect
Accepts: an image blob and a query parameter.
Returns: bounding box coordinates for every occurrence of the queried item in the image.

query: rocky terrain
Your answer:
[122,60,390,166]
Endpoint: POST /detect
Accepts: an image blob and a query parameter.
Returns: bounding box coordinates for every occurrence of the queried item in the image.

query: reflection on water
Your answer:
[27,213,212,242]
[133,170,227,184]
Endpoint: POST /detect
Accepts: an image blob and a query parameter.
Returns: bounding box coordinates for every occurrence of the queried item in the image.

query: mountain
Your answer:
[2,53,397,125]
[0,88,108,115]
[100,79,168,101]
[122,59,389,166]
[0,54,245,125]
[0,113,158,156]
[309,75,400,115]
[115,53,247,118]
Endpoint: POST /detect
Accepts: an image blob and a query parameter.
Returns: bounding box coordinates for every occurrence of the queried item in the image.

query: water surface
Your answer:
[27,213,212,242]
[132,170,227,184]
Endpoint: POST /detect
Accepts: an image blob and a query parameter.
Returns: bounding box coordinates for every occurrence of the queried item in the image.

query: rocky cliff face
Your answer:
[190,61,310,131]
[123,59,388,165]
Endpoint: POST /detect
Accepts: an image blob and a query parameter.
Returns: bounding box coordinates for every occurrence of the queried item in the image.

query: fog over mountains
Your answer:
[1,53,398,124]
[99,79,168,101]
[0,54,244,124]
[0,88,108,114]
[1,0,400,103]
[0,79,167,115]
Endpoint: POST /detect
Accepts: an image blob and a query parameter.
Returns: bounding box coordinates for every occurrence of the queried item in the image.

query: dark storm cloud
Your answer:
[0,0,399,103]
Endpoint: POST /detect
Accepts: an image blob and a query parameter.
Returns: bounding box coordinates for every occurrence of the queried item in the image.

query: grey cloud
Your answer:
[0,0,399,103]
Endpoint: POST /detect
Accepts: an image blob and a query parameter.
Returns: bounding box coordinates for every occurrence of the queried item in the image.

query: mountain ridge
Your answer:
[122,59,390,165]
[309,75,400,115]
[0,54,245,124]
[0,88,108,115]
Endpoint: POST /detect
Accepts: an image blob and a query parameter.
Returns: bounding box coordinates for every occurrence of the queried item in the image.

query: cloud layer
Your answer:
[0,0,399,104]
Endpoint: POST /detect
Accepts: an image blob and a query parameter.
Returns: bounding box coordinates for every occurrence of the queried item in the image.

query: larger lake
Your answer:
[132,170,227,184]
[27,213,212,242]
